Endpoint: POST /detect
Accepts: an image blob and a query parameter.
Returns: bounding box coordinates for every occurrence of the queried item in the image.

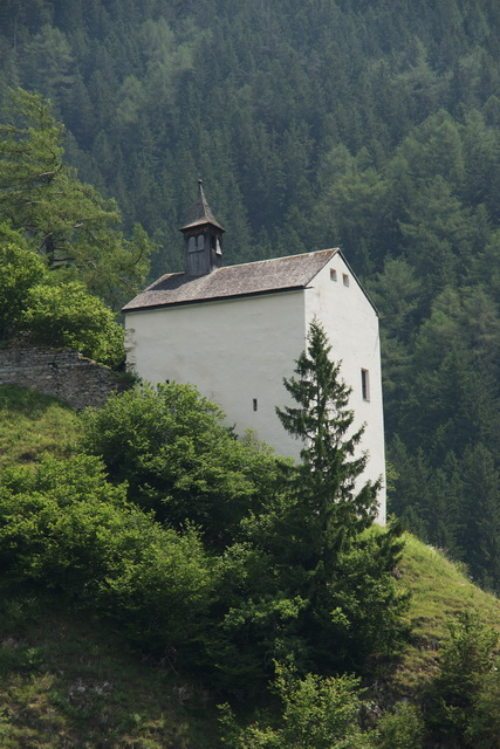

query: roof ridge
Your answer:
[214,247,339,271]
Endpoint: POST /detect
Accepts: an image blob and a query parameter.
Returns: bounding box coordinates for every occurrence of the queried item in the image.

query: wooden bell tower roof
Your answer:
[180,179,225,233]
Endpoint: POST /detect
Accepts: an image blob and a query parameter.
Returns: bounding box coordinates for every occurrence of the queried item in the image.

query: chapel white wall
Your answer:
[304,255,387,523]
[124,290,307,455]
[125,260,387,525]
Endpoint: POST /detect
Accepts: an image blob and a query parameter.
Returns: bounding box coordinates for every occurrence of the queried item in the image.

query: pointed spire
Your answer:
[180,179,225,276]
[180,178,225,232]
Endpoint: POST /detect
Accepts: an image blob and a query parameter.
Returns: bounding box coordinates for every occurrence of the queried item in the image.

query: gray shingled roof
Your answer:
[122,248,339,312]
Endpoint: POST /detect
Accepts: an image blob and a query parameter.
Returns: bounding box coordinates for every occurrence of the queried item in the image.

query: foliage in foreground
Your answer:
[81,382,284,546]
[423,612,500,749]
[0,319,497,745]
[0,382,498,747]
[0,455,213,657]
[220,664,370,749]
[0,322,409,696]
[81,326,408,688]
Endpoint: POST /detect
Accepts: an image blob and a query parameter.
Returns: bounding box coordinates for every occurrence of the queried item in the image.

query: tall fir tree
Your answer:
[272,321,407,673]
[276,320,379,570]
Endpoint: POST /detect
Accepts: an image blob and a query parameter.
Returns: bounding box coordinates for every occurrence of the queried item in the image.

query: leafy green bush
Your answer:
[466,663,500,748]
[21,281,124,366]
[424,612,499,748]
[374,703,424,749]
[81,383,285,545]
[0,455,213,654]
[0,225,48,339]
[220,663,371,748]
[0,224,125,366]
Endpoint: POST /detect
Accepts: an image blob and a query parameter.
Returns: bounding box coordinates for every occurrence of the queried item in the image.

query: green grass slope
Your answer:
[0,385,79,467]
[395,533,500,693]
[0,603,218,749]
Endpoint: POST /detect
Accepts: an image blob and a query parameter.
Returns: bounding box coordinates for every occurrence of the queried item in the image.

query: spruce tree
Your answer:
[276,320,379,570]
[272,321,407,674]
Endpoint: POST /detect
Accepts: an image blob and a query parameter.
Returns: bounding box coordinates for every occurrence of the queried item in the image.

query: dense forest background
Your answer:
[0,0,499,590]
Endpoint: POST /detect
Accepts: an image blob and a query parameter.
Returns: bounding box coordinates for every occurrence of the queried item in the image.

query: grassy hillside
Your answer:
[0,385,498,747]
[395,533,500,693]
[0,385,79,467]
[0,602,218,749]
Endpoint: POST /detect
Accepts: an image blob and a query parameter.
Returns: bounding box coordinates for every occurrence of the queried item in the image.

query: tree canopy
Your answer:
[0,88,152,308]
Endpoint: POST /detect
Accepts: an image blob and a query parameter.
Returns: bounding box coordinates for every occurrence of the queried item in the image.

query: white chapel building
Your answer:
[123,182,386,523]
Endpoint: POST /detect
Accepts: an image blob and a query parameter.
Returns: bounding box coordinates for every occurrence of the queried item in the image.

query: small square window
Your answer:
[253,398,258,412]
[330,268,337,282]
[361,369,370,401]
[342,273,350,287]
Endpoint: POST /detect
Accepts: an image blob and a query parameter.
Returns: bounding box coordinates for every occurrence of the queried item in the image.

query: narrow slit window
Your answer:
[330,268,337,282]
[253,398,258,412]
[361,369,370,401]
[342,273,350,287]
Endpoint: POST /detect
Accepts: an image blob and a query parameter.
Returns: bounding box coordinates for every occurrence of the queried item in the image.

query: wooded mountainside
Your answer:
[0,0,499,589]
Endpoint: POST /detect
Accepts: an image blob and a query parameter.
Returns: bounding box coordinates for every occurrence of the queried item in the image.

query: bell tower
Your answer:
[180,180,225,276]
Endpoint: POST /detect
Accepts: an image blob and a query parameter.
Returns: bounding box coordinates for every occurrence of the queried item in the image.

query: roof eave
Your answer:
[122,284,306,314]
[180,218,225,232]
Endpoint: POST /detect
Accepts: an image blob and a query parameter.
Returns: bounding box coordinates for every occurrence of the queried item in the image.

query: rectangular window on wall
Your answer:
[361,369,370,401]
[253,398,258,412]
